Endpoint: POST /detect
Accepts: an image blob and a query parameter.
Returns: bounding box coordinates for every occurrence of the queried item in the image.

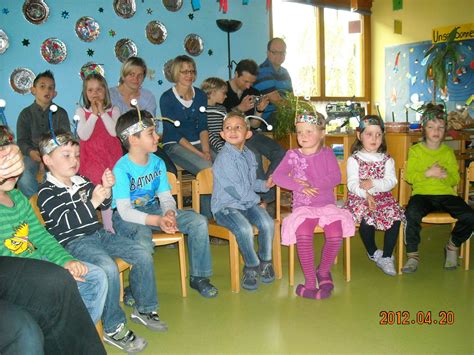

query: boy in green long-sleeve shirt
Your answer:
[402,104,474,273]
[0,125,107,324]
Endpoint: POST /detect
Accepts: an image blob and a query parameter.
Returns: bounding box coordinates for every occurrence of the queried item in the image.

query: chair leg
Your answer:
[343,237,351,282]
[177,238,188,297]
[397,222,405,275]
[463,238,470,270]
[228,236,240,293]
[119,270,124,302]
[95,320,104,343]
[289,244,295,286]
[273,221,282,280]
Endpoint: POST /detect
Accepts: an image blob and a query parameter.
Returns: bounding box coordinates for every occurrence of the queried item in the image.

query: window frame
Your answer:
[269,5,371,103]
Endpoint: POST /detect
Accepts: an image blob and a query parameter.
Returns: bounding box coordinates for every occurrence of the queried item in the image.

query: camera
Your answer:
[252,95,264,106]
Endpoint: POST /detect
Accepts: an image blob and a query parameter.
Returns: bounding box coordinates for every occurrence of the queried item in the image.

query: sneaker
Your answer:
[104,323,147,353]
[402,258,419,273]
[368,249,383,262]
[123,293,136,308]
[259,261,275,284]
[242,266,259,291]
[376,256,396,276]
[444,245,459,270]
[131,309,168,332]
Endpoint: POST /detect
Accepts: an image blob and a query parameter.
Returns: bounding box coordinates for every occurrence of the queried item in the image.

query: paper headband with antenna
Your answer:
[412,102,447,127]
[199,106,273,131]
[39,104,79,155]
[118,99,180,143]
[0,99,15,147]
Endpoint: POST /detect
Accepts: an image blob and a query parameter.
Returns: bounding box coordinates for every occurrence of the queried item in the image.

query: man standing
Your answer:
[254,38,293,127]
[223,59,285,207]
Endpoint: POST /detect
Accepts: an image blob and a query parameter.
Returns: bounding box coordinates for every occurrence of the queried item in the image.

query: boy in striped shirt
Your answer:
[37,131,164,353]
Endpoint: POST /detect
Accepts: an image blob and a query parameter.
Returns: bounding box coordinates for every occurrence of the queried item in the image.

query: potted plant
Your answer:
[274,93,315,148]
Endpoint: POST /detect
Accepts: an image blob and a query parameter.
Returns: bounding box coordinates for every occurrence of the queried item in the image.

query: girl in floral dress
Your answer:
[344,115,404,276]
[273,112,355,300]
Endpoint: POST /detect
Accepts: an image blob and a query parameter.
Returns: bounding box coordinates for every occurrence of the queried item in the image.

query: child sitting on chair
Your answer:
[37,130,161,353]
[272,112,355,299]
[111,108,218,298]
[402,103,474,273]
[212,111,275,291]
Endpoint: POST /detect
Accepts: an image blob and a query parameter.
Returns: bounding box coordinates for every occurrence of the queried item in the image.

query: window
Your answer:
[271,1,369,100]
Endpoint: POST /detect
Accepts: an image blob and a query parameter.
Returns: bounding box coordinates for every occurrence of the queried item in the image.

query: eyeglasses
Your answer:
[269,50,286,56]
[179,70,196,75]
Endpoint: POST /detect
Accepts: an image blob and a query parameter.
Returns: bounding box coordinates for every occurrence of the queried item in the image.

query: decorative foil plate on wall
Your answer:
[0,30,9,54]
[146,21,168,45]
[115,38,137,63]
[10,68,36,94]
[23,0,50,25]
[75,16,100,42]
[184,34,204,57]
[163,0,183,12]
[40,37,67,64]
[113,0,136,19]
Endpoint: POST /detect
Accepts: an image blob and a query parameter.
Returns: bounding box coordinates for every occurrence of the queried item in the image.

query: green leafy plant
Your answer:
[274,93,315,139]
[424,27,462,102]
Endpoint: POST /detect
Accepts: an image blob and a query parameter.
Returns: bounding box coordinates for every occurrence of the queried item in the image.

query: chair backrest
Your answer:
[167,172,183,209]
[191,168,213,213]
[29,195,45,224]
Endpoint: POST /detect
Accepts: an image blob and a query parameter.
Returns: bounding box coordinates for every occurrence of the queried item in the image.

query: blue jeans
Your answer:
[75,261,108,325]
[0,301,44,355]
[17,156,40,199]
[66,229,159,333]
[164,143,213,176]
[245,132,285,202]
[214,205,274,267]
[113,205,213,278]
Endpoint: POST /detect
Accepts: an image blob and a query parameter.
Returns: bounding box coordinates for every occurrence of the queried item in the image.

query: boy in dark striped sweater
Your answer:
[37,131,164,353]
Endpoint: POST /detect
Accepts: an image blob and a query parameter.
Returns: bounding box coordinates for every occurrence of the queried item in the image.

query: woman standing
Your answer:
[110,56,176,175]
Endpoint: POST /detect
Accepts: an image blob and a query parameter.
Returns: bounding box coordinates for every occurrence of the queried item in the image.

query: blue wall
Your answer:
[0,0,269,134]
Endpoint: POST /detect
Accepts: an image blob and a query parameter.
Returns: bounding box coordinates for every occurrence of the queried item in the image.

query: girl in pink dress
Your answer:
[76,74,122,232]
[344,115,404,276]
[273,112,355,299]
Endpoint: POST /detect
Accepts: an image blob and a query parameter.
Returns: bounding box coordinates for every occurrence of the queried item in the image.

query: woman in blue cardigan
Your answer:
[160,55,213,175]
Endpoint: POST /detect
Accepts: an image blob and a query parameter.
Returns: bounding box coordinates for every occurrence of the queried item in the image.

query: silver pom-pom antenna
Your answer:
[50,104,58,112]
[200,106,273,130]
[0,99,6,108]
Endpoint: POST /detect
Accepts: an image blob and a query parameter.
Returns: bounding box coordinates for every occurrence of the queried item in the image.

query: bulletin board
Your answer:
[384,39,474,122]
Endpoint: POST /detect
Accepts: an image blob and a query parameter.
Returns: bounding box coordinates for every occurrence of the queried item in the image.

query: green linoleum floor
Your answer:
[106,224,473,354]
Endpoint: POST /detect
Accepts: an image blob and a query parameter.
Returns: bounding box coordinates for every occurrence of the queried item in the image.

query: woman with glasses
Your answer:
[159,55,213,176]
[110,56,176,175]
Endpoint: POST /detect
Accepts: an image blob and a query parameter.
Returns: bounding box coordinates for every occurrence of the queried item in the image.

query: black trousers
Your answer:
[0,257,106,355]
[405,195,474,253]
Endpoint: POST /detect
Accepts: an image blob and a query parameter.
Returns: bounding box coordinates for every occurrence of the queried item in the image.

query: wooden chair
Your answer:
[397,162,472,273]
[191,168,282,293]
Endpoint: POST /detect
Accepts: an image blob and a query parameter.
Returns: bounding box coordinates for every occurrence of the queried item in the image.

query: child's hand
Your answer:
[64,260,88,282]
[160,212,179,234]
[202,150,212,162]
[266,176,275,189]
[367,193,376,211]
[101,168,115,188]
[29,150,42,163]
[294,178,311,188]
[301,186,319,196]
[425,163,447,179]
[91,184,109,207]
[359,179,373,190]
